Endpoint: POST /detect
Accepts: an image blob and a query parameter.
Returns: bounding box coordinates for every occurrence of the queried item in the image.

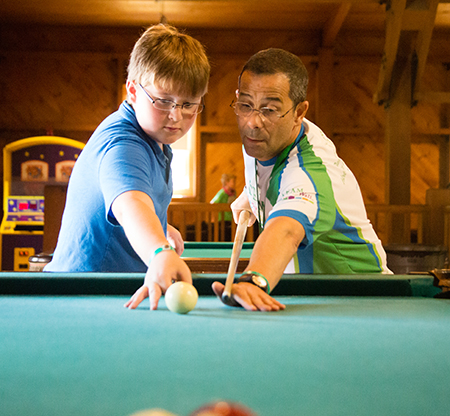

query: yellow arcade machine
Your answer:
[1,136,84,271]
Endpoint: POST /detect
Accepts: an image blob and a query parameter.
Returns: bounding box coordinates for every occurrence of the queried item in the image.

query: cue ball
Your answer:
[188,401,257,416]
[165,281,198,314]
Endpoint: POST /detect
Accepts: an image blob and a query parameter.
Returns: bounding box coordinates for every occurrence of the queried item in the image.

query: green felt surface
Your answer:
[1,295,450,416]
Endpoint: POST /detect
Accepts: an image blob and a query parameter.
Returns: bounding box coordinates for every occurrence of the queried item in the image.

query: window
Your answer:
[171,120,197,198]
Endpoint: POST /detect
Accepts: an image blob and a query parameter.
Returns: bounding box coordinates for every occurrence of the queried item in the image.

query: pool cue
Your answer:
[221,209,251,306]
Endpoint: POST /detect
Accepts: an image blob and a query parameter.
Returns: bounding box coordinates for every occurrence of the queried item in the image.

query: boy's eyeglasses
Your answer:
[139,84,204,115]
[230,100,294,124]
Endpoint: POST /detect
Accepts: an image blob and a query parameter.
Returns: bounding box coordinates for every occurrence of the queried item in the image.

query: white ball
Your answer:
[165,281,198,314]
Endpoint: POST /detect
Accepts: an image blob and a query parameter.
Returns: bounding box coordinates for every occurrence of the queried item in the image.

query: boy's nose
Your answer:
[168,106,183,121]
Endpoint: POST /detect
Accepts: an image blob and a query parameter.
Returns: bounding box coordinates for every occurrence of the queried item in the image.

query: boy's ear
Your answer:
[126,80,138,104]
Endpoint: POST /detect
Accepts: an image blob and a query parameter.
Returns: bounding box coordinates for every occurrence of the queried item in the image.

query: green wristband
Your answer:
[150,244,175,264]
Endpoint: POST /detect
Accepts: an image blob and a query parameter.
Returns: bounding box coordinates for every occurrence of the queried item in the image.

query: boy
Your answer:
[45,24,210,311]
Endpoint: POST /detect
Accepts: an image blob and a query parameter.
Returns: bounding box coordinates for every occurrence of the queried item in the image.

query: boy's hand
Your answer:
[166,224,184,255]
[211,281,285,312]
[124,251,192,310]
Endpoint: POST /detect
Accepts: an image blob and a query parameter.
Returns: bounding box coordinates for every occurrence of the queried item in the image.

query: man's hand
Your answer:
[231,192,256,227]
[212,281,285,312]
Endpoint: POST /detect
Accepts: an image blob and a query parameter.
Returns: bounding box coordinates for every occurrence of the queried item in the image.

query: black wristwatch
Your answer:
[237,271,269,293]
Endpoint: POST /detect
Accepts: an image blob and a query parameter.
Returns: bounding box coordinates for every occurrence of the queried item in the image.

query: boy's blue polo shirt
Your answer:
[45,101,173,272]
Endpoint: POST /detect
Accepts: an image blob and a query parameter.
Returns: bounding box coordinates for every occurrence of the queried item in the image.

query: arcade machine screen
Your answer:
[1,136,84,270]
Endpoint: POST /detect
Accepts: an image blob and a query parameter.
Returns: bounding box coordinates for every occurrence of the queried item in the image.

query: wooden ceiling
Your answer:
[1,0,450,33]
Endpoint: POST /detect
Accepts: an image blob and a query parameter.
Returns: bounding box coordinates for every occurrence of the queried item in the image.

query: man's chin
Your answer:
[244,141,264,159]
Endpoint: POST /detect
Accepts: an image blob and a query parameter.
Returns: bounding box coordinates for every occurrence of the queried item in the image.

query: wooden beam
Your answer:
[385,32,414,207]
[322,3,352,47]
[411,0,440,103]
[438,137,450,189]
[374,0,407,105]
[417,91,450,104]
[385,40,413,243]
[374,0,439,106]
[416,91,450,103]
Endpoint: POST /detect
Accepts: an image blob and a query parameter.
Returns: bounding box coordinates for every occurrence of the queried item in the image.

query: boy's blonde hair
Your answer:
[127,24,210,98]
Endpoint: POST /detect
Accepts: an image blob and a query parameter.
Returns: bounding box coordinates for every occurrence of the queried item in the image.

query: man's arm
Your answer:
[112,190,192,310]
[213,191,305,311]
[245,215,305,290]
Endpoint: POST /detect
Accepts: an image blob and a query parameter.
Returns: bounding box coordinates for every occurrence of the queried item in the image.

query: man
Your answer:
[212,48,390,312]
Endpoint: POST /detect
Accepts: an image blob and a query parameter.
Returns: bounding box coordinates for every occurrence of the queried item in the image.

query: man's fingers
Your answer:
[211,281,225,298]
[230,283,286,312]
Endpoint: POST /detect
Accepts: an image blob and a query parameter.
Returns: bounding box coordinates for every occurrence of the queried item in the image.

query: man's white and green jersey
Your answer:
[243,119,391,274]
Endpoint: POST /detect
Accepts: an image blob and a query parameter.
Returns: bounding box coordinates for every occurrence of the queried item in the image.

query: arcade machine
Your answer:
[0,136,85,271]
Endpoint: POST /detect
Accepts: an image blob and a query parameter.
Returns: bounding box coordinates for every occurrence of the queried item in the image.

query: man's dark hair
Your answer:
[239,48,308,105]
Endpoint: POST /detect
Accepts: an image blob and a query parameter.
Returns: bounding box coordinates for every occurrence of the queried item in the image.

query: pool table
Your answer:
[181,241,252,273]
[1,272,449,416]
[28,241,253,273]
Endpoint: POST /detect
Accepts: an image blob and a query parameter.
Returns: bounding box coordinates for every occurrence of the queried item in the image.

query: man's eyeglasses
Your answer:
[230,101,295,124]
[139,83,204,115]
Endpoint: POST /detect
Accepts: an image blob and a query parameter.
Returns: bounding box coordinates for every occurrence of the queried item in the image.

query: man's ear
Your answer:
[294,101,309,125]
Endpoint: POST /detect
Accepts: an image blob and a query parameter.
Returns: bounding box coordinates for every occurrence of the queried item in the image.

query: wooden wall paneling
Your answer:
[331,58,386,204]
[303,59,317,123]
[0,24,139,55]
[333,58,384,134]
[0,52,120,132]
[411,141,439,205]
[202,55,246,126]
[333,134,385,205]
[438,134,450,189]
[192,29,322,57]
[413,62,450,134]
[205,137,244,203]
[315,48,335,138]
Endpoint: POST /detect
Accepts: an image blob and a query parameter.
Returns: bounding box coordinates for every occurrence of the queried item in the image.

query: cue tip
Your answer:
[221,292,239,307]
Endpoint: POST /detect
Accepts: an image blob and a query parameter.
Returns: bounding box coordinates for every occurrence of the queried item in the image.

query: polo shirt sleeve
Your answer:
[265,159,336,249]
[267,209,315,247]
[98,138,155,225]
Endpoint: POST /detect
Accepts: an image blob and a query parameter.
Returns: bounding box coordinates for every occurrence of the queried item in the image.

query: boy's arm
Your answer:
[111,190,192,310]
